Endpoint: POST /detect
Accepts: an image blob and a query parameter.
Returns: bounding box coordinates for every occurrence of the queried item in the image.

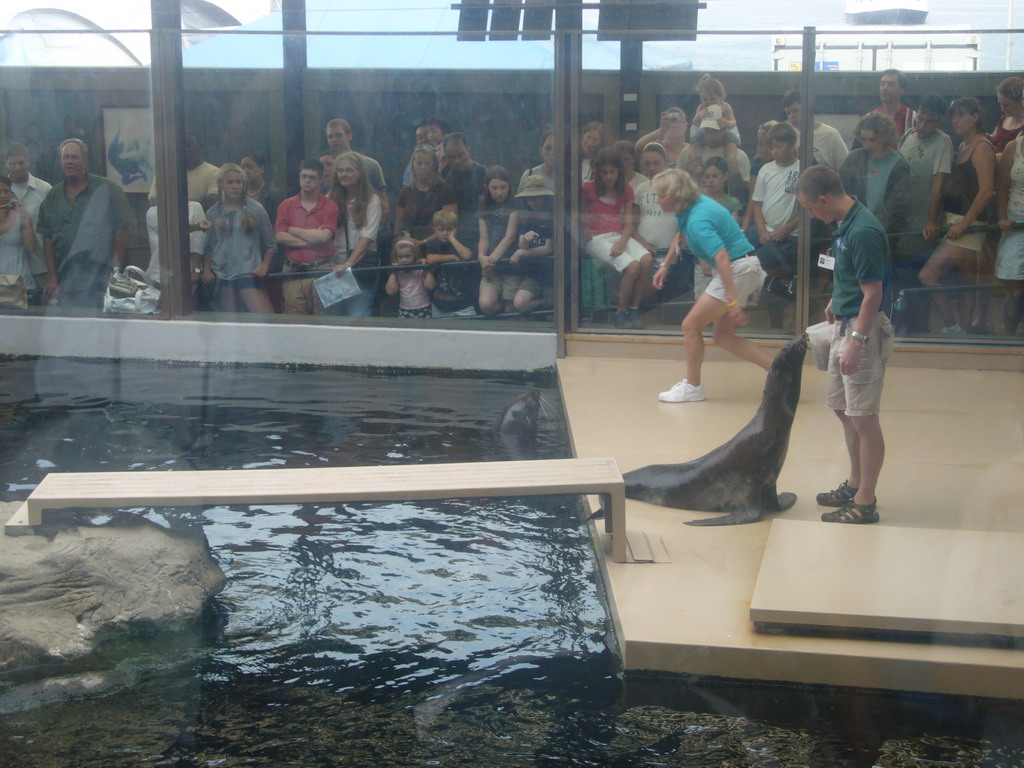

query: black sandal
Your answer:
[821,500,879,524]
[816,481,857,507]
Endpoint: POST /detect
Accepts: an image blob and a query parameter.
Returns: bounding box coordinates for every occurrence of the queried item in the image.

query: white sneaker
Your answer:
[658,379,706,403]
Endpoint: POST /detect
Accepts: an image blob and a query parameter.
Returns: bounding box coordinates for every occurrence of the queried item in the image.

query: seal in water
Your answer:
[624,333,807,526]
[494,390,542,444]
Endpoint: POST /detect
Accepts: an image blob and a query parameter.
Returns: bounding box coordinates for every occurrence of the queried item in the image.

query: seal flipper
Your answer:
[776,492,797,511]
[684,491,798,526]
[684,507,763,526]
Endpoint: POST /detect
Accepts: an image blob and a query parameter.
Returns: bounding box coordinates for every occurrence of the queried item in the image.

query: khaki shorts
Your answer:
[826,312,894,417]
[481,273,523,301]
[518,276,544,297]
[941,212,987,253]
[282,262,329,315]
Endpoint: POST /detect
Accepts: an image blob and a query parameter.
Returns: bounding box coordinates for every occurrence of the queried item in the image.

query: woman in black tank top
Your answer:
[919,97,996,336]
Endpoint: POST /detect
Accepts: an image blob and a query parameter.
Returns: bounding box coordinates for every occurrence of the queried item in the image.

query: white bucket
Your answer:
[806,321,833,371]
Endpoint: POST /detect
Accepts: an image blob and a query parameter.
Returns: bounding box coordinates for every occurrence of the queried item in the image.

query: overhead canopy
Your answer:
[0,0,692,70]
[0,0,245,66]
[181,1,692,71]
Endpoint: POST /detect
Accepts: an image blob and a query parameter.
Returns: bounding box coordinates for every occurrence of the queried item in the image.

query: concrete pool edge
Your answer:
[0,315,558,372]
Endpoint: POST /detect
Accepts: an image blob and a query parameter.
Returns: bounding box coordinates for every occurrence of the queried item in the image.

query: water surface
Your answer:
[0,357,1019,767]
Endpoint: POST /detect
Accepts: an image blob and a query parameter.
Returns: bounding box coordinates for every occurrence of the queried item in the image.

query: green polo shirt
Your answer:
[37,173,134,269]
[830,199,890,317]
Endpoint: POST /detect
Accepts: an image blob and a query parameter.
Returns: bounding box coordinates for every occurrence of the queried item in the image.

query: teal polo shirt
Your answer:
[831,199,891,317]
[675,195,753,266]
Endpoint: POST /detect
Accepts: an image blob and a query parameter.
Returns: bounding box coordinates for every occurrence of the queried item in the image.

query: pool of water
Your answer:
[0,357,1021,767]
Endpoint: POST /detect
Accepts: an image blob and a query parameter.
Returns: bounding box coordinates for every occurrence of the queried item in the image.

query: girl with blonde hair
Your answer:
[202,162,275,314]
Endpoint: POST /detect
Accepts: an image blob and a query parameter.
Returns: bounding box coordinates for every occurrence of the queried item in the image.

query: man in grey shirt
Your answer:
[441,132,487,247]
[325,118,388,216]
[37,139,134,308]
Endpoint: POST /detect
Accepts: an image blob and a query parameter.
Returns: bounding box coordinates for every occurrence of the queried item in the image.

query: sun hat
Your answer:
[699,104,724,131]
[516,175,554,197]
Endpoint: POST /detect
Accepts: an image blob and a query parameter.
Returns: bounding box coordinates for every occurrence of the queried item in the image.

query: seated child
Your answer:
[582,147,654,329]
[425,209,476,317]
[498,175,556,314]
[385,237,434,318]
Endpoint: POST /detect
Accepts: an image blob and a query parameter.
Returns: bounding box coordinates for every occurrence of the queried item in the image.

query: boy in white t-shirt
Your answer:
[745,122,801,302]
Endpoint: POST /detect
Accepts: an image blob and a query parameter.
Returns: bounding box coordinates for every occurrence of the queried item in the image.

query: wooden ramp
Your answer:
[751,520,1024,638]
[4,458,629,562]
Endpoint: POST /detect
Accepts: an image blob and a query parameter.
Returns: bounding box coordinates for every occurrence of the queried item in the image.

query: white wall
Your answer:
[0,316,558,372]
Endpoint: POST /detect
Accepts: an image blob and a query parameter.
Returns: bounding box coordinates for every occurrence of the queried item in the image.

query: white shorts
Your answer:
[585,232,650,273]
[705,254,765,307]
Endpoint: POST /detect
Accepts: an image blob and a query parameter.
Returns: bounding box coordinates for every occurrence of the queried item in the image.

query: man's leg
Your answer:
[848,413,884,506]
[834,410,861,490]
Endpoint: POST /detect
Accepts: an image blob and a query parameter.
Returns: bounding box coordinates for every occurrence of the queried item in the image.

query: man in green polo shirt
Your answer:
[796,165,893,524]
[37,139,134,308]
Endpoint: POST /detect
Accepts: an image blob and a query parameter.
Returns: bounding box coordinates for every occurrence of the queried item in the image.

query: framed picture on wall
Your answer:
[102,107,155,194]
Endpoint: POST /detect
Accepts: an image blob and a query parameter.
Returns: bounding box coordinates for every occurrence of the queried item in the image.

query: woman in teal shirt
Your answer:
[651,168,774,403]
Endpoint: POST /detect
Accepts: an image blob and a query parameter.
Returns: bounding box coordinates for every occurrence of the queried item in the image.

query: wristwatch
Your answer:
[193,267,202,274]
[850,330,869,344]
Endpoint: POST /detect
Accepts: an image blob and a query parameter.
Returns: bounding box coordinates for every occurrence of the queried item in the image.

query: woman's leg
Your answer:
[681,292,730,386]
[971,238,997,332]
[919,242,969,329]
[216,281,236,313]
[1004,281,1024,334]
[712,310,774,370]
[342,274,378,318]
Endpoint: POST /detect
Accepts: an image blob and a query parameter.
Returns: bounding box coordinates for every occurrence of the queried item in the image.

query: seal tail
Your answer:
[684,492,797,526]
[684,508,763,526]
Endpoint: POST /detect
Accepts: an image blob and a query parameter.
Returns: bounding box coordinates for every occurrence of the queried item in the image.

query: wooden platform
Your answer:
[558,353,1024,698]
[3,458,628,562]
[750,520,1024,638]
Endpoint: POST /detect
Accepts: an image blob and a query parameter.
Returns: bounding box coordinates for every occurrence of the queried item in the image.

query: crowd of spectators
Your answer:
[2,69,1023,334]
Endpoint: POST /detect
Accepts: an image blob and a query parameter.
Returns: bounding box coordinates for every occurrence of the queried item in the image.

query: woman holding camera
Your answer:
[0,174,37,297]
[634,108,690,168]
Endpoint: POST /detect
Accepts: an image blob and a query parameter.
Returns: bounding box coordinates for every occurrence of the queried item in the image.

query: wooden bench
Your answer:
[3,457,629,562]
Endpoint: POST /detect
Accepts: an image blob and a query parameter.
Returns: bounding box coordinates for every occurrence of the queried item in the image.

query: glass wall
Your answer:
[1,16,1023,348]
[574,25,1024,346]
[575,31,805,337]
[0,31,153,315]
[174,18,558,329]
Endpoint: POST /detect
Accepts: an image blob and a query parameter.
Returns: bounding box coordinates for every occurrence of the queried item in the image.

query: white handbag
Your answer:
[103,266,160,315]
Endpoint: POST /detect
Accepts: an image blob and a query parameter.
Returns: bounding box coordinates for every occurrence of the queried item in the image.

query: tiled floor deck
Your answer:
[558,350,1024,699]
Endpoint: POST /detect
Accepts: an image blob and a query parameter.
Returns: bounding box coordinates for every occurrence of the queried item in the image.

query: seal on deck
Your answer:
[624,333,807,526]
